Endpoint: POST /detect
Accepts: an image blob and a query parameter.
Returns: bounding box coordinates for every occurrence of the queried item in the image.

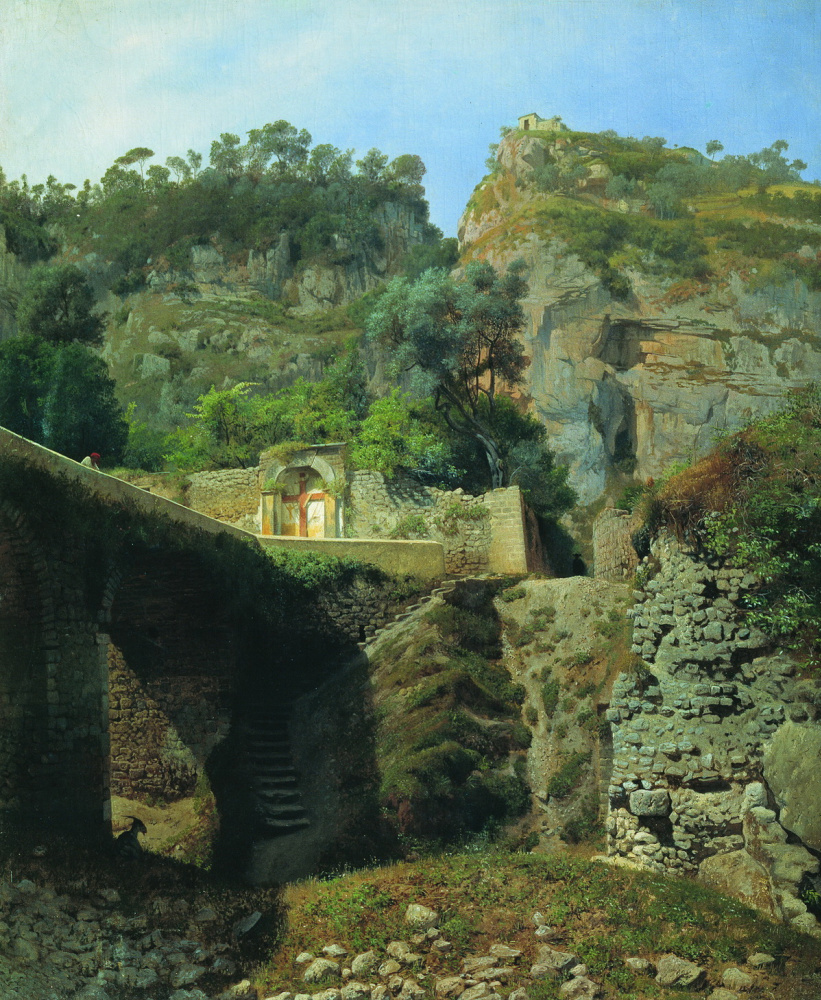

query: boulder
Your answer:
[434,977,466,998]
[535,945,577,972]
[698,850,778,919]
[351,951,378,977]
[628,789,670,816]
[405,903,439,929]
[655,954,704,987]
[764,722,821,851]
[722,968,754,991]
[559,977,600,999]
[303,959,341,984]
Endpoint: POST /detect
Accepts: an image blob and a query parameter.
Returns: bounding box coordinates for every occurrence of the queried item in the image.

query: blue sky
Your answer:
[1,0,819,236]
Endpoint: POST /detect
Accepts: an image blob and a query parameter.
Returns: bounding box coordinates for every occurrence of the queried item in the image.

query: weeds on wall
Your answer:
[642,384,821,666]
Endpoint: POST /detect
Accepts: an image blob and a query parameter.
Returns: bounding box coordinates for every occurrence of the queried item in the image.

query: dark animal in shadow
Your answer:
[115,816,147,859]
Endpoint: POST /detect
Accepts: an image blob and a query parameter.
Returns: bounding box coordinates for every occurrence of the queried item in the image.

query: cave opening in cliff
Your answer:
[598,322,648,371]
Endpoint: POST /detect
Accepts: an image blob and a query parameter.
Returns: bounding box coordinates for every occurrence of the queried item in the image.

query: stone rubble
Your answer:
[260,901,773,1000]
[0,876,254,1000]
[0,881,778,1000]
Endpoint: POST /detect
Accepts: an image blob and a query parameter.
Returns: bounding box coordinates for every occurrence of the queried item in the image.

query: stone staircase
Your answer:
[356,580,458,651]
[241,704,311,836]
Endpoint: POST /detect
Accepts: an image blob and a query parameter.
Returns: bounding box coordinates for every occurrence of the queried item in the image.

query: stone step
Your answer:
[258,815,311,833]
[252,769,299,784]
[254,774,299,788]
[256,801,309,819]
[256,787,302,803]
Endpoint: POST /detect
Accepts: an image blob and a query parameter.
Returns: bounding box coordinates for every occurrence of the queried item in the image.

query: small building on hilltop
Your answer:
[517,112,568,132]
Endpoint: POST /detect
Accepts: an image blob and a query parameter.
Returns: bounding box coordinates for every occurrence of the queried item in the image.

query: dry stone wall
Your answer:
[347,471,541,575]
[605,530,821,934]
[593,507,643,581]
[185,467,260,531]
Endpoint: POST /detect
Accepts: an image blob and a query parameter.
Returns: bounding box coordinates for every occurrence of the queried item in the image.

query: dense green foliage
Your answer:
[653,384,821,666]
[537,202,709,298]
[0,120,437,296]
[17,263,104,345]
[0,336,127,462]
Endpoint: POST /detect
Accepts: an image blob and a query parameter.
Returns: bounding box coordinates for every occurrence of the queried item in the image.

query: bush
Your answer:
[547,751,591,798]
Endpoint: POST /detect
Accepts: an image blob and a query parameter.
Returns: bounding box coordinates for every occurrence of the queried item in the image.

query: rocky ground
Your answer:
[0,837,280,1000]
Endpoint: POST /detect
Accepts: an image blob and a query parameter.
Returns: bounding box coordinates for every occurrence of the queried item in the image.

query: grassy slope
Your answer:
[462,133,821,302]
[255,850,821,999]
[107,289,361,425]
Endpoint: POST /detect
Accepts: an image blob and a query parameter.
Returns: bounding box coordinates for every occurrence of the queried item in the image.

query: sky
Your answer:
[0,0,819,236]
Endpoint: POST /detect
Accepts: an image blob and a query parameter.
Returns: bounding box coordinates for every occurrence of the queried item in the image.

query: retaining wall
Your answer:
[593,507,642,581]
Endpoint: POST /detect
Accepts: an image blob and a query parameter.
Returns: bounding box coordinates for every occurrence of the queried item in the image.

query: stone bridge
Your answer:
[0,428,442,859]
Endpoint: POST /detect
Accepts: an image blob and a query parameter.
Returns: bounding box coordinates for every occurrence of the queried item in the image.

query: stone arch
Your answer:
[260,447,343,537]
[103,549,238,830]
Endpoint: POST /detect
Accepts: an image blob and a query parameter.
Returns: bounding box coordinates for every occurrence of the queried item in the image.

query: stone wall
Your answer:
[593,507,642,581]
[107,645,231,801]
[346,471,542,575]
[605,530,820,934]
[185,467,260,530]
[0,499,109,834]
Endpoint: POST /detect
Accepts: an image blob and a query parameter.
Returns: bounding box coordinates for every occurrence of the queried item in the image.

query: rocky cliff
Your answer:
[96,200,424,423]
[458,129,821,505]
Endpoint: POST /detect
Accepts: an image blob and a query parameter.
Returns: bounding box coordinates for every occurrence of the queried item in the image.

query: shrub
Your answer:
[547,751,591,798]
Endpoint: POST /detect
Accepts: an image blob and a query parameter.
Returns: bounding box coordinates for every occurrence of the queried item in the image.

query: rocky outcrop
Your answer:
[604,529,821,933]
[144,201,424,312]
[458,134,821,504]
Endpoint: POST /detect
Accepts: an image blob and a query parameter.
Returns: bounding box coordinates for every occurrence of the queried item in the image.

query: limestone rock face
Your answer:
[763,721,821,851]
[458,133,821,504]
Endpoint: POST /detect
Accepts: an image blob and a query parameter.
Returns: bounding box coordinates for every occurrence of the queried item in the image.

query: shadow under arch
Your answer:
[103,547,246,847]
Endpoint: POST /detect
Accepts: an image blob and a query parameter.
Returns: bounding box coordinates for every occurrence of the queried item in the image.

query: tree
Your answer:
[0,335,55,439]
[705,139,724,160]
[115,147,154,182]
[251,120,312,176]
[366,260,530,488]
[17,264,104,345]
[356,148,389,183]
[146,164,170,191]
[40,344,128,461]
[165,155,191,183]
[349,388,451,479]
[209,133,244,179]
[186,149,202,178]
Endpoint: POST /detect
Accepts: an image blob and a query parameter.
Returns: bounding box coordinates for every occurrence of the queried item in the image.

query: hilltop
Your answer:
[458,118,821,507]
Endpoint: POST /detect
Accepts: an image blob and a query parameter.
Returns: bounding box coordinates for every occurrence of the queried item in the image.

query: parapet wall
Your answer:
[347,471,542,576]
[172,463,542,577]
